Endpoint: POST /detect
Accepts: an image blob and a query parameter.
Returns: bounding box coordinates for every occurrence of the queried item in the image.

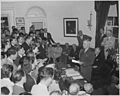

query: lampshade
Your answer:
[108,4,117,17]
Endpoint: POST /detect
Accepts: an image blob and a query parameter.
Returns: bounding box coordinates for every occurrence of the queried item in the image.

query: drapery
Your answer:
[95,1,119,47]
[95,1,110,47]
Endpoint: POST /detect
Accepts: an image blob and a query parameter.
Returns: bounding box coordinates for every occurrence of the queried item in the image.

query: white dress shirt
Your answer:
[31,83,49,96]
[1,78,14,95]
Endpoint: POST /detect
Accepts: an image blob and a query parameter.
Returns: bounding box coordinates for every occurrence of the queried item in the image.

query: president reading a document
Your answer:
[78,39,95,82]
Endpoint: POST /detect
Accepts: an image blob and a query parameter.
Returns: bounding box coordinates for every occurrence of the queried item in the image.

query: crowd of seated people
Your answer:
[1,25,119,95]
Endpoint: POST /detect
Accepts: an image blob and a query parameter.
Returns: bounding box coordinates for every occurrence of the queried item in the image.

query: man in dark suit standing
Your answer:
[40,28,55,45]
[98,28,106,47]
[77,30,92,49]
[79,39,95,82]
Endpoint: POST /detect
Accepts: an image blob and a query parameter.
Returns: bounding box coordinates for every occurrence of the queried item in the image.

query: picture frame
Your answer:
[63,18,78,37]
[16,17,25,24]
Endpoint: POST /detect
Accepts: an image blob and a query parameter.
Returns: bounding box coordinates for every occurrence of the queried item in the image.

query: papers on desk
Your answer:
[65,68,83,80]
[72,75,83,80]
[65,68,79,76]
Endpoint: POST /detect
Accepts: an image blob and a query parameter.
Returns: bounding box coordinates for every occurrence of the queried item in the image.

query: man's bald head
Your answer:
[69,83,80,95]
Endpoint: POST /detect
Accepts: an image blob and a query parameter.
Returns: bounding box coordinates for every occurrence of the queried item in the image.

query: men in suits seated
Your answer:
[14,45,25,67]
[47,44,54,60]
[79,39,95,82]
[5,48,18,73]
[62,43,71,56]
[77,30,92,49]
[69,44,80,62]
[22,36,32,53]
[40,28,55,45]
[53,43,63,63]
[62,43,71,65]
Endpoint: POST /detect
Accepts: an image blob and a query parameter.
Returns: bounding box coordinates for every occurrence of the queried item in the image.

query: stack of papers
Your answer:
[72,75,83,80]
[65,68,83,79]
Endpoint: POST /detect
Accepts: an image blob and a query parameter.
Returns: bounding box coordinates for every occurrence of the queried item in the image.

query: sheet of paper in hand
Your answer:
[72,59,80,64]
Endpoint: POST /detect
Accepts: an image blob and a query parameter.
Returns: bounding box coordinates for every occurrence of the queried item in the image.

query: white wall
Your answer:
[1,1,96,48]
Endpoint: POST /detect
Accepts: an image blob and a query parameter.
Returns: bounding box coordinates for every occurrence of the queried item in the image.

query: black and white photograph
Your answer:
[1,0,119,95]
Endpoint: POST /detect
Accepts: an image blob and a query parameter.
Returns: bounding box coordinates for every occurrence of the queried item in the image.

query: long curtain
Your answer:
[95,1,119,47]
[95,1,110,47]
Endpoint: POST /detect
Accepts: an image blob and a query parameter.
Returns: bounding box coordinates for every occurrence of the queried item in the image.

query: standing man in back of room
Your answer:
[77,30,92,49]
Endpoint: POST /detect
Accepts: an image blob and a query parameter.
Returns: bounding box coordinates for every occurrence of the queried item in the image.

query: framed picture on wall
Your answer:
[63,18,78,37]
[16,17,25,24]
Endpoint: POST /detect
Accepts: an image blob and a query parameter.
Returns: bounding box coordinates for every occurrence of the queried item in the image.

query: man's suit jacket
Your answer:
[14,55,21,67]
[23,73,35,92]
[98,34,106,47]
[69,46,80,60]
[79,48,95,81]
[92,50,105,77]
[77,35,92,48]
[37,44,46,59]
[22,42,30,53]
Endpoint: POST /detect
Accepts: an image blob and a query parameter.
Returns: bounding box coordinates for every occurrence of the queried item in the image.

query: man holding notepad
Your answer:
[73,39,95,82]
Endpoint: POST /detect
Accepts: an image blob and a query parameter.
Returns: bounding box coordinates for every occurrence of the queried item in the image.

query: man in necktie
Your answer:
[79,39,95,82]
